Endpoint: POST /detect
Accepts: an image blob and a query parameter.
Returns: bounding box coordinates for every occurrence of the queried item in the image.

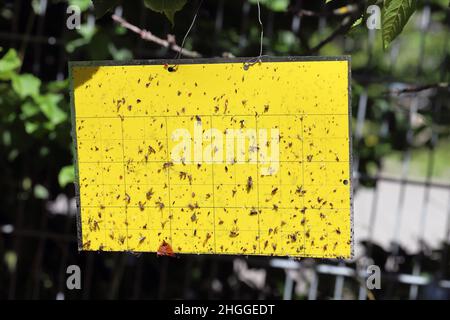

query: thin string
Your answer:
[244,0,266,70]
[168,0,204,71]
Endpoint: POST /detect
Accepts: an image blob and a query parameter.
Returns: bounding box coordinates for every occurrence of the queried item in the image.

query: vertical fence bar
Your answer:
[408,5,432,300]
[265,10,274,55]
[357,262,368,300]
[318,2,326,35]
[182,256,194,299]
[353,91,368,186]
[132,256,144,299]
[392,101,417,246]
[8,167,28,299]
[358,282,367,300]
[437,7,450,283]
[3,0,450,301]
[408,262,421,300]
[213,0,225,55]
[207,259,219,299]
[158,257,169,299]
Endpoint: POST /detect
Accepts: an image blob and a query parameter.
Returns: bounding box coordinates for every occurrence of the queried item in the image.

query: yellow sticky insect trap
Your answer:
[70,57,353,258]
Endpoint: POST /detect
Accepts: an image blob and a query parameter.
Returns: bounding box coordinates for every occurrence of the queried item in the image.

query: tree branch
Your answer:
[309,15,360,53]
[111,15,202,58]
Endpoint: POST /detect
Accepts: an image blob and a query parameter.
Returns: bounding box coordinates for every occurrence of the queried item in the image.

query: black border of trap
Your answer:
[68,56,353,259]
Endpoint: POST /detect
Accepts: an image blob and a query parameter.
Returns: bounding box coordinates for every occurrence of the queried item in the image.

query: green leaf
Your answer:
[4,251,17,273]
[352,17,363,28]
[22,177,32,191]
[66,24,97,53]
[143,0,187,25]
[91,0,121,18]
[108,43,133,60]
[249,0,289,12]
[2,130,11,146]
[32,0,46,15]
[69,0,92,11]
[11,73,41,99]
[20,101,40,119]
[382,0,417,49]
[24,121,40,134]
[58,165,75,188]
[0,48,21,80]
[46,79,69,92]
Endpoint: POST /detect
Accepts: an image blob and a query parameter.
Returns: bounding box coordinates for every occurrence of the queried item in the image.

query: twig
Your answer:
[307,3,364,54]
[296,5,358,17]
[309,14,360,53]
[111,14,202,58]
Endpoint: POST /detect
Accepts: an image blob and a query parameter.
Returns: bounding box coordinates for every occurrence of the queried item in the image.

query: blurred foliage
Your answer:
[91,0,188,22]
[89,0,432,48]
[0,0,447,214]
[0,0,447,210]
[143,0,188,24]
[0,47,71,200]
[382,0,418,49]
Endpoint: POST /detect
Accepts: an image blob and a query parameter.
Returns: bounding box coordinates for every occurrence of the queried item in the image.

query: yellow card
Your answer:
[70,57,353,258]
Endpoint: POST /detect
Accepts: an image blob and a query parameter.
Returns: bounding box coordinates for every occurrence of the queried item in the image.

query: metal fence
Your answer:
[0,0,449,300]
